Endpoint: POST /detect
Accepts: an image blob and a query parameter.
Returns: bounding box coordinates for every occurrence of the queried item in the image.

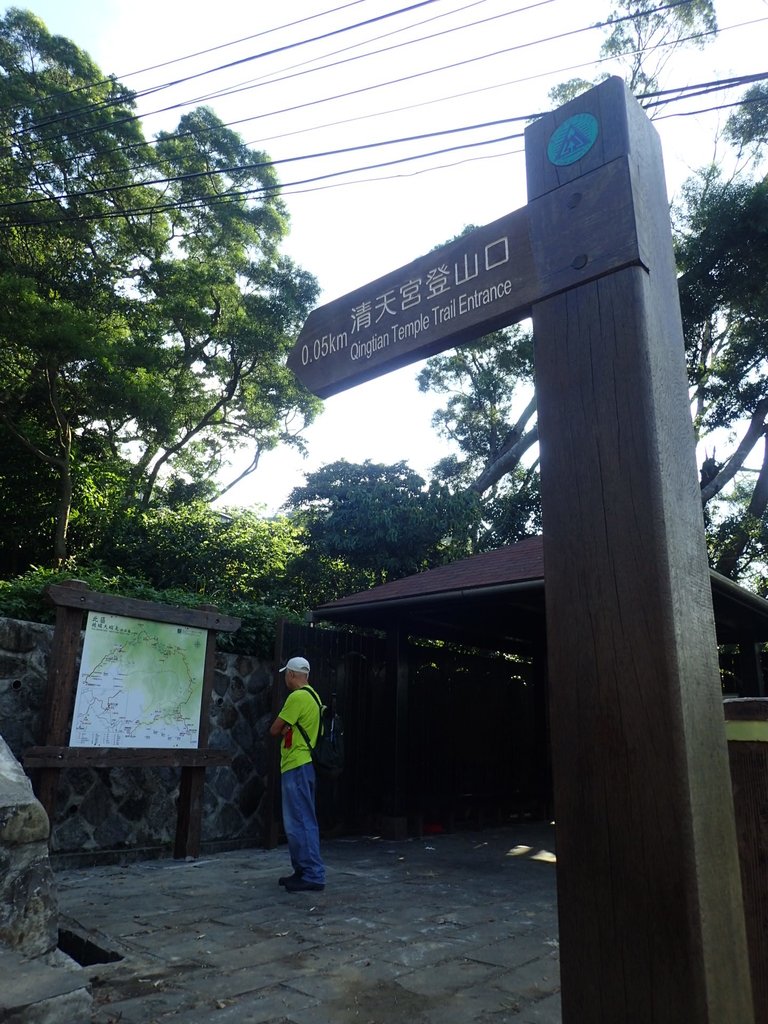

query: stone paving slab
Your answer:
[0,949,90,1007]
[54,824,561,1023]
[0,947,93,1024]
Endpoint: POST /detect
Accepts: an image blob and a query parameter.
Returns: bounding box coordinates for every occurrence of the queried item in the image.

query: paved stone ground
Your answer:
[54,824,561,1024]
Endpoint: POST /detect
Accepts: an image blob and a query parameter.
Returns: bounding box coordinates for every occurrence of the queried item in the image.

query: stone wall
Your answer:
[0,616,276,864]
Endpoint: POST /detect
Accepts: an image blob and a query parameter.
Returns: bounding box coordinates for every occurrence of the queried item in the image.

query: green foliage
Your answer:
[89,502,307,609]
[598,0,716,94]
[548,1,717,103]
[725,84,768,156]
[417,325,539,546]
[419,326,534,473]
[479,469,542,551]
[0,10,320,567]
[0,562,302,659]
[673,102,768,579]
[284,459,480,603]
[548,76,610,108]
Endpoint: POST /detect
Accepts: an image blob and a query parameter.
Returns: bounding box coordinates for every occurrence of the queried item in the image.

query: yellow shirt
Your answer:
[278,685,321,773]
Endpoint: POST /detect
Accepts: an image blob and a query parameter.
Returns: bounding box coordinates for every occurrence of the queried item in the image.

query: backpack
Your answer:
[295,688,345,779]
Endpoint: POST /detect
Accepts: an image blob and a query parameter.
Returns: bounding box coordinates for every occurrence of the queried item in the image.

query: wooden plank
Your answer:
[35,594,87,821]
[29,584,237,861]
[23,746,231,768]
[288,159,643,399]
[172,622,219,858]
[386,626,409,820]
[174,766,206,859]
[527,76,753,1022]
[724,698,768,722]
[264,618,286,850]
[197,627,218,748]
[737,644,765,697]
[46,582,241,632]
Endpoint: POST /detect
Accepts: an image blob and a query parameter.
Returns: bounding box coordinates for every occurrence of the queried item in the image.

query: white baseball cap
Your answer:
[279,656,310,674]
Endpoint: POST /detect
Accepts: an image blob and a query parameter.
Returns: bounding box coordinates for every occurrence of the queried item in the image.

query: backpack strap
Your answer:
[294,686,323,749]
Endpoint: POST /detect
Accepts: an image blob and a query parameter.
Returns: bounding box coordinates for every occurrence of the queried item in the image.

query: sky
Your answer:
[7,0,768,512]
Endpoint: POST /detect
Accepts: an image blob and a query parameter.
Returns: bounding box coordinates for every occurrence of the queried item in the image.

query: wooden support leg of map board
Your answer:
[24,581,240,860]
[33,585,88,826]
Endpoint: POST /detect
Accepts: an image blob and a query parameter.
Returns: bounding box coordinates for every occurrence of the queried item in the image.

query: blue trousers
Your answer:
[281,761,325,885]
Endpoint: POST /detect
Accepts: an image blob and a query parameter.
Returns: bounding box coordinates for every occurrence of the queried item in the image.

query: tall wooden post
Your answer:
[526,78,754,1021]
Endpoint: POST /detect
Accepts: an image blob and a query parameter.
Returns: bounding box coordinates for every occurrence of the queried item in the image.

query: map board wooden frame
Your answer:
[23,580,240,859]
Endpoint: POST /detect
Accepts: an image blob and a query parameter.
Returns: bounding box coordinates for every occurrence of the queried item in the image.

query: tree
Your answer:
[284,459,479,604]
[675,142,768,581]
[124,106,320,510]
[0,11,320,567]
[91,502,305,609]
[549,0,716,106]
[0,9,163,563]
[417,324,540,548]
[422,0,729,529]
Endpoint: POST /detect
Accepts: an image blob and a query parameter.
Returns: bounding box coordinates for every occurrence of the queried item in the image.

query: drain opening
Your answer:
[58,928,123,966]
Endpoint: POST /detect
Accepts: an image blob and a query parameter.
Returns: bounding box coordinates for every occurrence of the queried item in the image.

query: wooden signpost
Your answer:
[24,581,240,860]
[289,77,755,1022]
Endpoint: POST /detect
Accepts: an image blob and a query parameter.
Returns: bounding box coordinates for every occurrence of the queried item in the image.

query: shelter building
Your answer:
[269,536,768,840]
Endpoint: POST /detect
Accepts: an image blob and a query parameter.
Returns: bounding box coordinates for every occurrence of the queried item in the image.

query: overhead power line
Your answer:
[15,0,444,133]
[9,0,690,147]
[11,0,561,149]
[6,65,767,218]
[0,1,764,227]
[19,8,762,194]
[0,113,536,213]
[3,69,766,229]
[3,128,530,227]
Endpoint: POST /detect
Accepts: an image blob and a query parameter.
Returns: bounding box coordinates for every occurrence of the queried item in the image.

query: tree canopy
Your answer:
[3,2,768,629]
[549,0,717,105]
[673,106,768,582]
[284,459,479,603]
[417,324,540,549]
[0,9,320,567]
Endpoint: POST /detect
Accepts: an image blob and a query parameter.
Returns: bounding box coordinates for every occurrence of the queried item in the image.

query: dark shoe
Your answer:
[278,872,302,887]
[284,877,325,892]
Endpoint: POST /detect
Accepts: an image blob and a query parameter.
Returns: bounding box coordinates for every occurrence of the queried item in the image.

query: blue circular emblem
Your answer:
[547,113,599,166]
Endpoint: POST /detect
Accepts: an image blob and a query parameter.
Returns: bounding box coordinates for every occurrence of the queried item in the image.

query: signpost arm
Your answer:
[526,77,754,1022]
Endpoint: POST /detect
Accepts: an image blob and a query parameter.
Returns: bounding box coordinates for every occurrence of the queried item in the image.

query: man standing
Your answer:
[269,656,326,892]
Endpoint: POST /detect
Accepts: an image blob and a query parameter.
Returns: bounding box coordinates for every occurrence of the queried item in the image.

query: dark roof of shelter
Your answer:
[321,535,544,609]
[313,535,768,650]
[313,536,545,653]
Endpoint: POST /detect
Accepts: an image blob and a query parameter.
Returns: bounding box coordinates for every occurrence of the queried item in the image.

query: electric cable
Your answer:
[15,0,446,132]
[2,66,765,220]
[16,7,759,193]
[9,0,685,145]
[0,3,761,226]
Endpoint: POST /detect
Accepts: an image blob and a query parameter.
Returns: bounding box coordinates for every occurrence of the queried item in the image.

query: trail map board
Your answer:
[25,582,240,858]
[70,612,207,749]
[288,77,756,1023]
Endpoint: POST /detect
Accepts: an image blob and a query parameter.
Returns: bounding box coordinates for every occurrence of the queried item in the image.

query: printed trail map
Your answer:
[70,612,207,749]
